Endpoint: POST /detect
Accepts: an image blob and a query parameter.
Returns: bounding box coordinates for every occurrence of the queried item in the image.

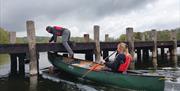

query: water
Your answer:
[0,52,180,91]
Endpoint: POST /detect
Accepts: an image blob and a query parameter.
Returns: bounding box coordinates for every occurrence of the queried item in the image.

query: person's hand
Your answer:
[99,59,105,64]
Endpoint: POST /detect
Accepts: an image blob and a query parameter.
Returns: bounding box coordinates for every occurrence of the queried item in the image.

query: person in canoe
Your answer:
[46,26,74,58]
[102,42,132,73]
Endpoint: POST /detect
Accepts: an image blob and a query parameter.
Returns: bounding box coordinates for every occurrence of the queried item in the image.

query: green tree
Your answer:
[157,30,171,41]
[0,27,9,44]
[118,34,126,41]
[176,28,180,40]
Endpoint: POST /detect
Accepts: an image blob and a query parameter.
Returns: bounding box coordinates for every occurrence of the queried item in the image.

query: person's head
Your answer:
[46,26,52,33]
[117,42,129,54]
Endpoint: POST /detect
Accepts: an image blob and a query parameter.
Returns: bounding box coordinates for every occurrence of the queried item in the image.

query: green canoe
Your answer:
[48,52,165,91]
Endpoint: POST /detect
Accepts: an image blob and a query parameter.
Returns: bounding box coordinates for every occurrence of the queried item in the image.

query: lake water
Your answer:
[0,51,180,91]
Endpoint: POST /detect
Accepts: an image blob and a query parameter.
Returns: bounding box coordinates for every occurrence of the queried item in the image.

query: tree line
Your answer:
[119,28,180,41]
[0,27,180,44]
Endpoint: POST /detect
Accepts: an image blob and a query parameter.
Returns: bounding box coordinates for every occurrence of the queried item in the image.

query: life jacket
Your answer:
[118,54,132,72]
[53,26,64,36]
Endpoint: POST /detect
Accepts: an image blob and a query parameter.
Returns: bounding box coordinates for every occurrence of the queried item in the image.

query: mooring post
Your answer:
[126,27,135,70]
[29,75,38,91]
[136,49,141,66]
[103,34,109,61]
[26,20,38,75]
[94,25,101,62]
[9,32,16,43]
[18,53,25,76]
[105,34,109,42]
[151,29,157,69]
[84,34,90,42]
[170,30,177,67]
[9,32,17,75]
[84,34,93,61]
[10,54,17,75]
[161,48,165,58]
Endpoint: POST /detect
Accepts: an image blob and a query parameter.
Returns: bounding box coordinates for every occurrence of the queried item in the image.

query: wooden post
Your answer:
[142,49,149,65]
[18,53,25,76]
[9,32,17,75]
[126,27,134,69]
[171,30,177,67]
[136,49,141,65]
[161,48,165,58]
[26,20,38,75]
[29,75,38,91]
[105,34,109,42]
[84,34,90,42]
[94,25,101,62]
[10,54,17,75]
[84,34,93,61]
[9,32,16,43]
[151,29,157,69]
[103,34,109,61]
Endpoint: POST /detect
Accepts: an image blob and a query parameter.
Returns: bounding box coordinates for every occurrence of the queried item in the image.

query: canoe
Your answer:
[48,52,165,91]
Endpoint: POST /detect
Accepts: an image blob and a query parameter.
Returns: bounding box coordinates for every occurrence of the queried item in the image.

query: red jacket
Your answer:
[118,54,132,72]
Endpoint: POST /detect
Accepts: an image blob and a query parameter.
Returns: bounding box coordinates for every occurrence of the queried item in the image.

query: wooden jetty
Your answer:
[0,20,179,76]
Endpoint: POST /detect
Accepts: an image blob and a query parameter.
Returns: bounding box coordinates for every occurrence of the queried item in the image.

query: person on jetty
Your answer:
[46,26,74,58]
[103,42,132,73]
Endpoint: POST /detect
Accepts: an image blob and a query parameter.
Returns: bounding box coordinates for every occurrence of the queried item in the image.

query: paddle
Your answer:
[81,51,117,78]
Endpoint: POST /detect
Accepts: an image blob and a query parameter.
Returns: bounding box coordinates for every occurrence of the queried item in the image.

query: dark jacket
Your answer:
[105,53,125,72]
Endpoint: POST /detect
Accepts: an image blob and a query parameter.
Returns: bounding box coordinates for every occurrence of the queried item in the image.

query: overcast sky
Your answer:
[0,0,180,40]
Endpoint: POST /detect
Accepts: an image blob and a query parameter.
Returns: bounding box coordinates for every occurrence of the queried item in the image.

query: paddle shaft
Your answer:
[82,64,101,78]
[81,51,117,78]
[103,50,117,61]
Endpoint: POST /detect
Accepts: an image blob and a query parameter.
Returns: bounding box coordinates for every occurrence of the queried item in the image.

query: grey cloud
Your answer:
[0,0,154,31]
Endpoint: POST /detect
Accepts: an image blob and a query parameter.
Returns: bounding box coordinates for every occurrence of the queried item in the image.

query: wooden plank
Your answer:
[0,41,180,54]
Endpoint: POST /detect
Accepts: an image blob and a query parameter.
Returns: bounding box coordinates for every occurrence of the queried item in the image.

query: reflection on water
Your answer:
[0,52,180,91]
[0,54,10,76]
[0,54,10,65]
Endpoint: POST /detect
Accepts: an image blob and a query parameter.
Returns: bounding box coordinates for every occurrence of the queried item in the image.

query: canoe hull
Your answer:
[48,52,165,91]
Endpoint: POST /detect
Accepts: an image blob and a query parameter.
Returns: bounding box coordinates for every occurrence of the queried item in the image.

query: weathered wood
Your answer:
[136,49,141,65]
[0,41,180,54]
[151,29,157,69]
[171,30,177,67]
[84,34,90,42]
[10,54,17,75]
[83,34,93,61]
[26,20,38,75]
[94,25,101,62]
[9,32,16,43]
[161,48,165,58]
[126,27,135,69]
[30,75,38,91]
[105,34,109,42]
[18,53,25,75]
[103,34,109,61]
[85,50,93,61]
